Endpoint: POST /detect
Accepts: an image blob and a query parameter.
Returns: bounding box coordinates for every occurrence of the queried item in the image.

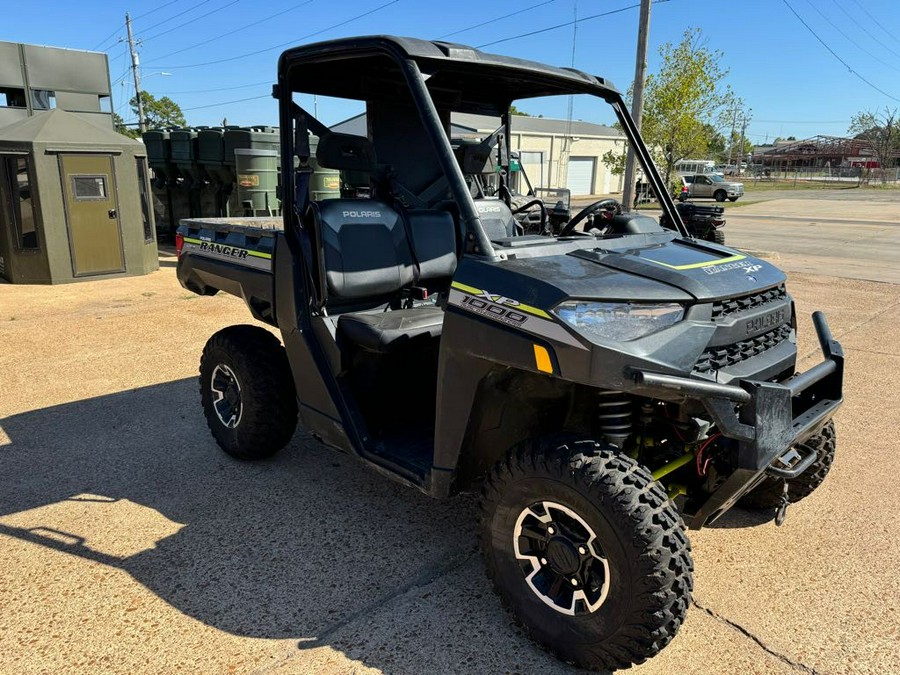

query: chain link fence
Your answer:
[742,165,900,186]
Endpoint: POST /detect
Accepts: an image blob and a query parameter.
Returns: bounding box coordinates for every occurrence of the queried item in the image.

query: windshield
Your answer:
[282,59,687,258]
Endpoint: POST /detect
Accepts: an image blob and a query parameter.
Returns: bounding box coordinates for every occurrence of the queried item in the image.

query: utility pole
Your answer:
[727,108,737,168]
[622,0,652,210]
[736,111,750,177]
[125,13,146,134]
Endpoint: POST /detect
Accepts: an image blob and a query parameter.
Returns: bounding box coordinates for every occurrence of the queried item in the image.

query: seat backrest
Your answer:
[313,199,414,300]
[315,133,377,173]
[404,209,458,282]
[473,198,517,240]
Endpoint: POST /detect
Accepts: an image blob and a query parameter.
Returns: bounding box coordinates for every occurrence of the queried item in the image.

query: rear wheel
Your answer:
[709,229,725,245]
[714,190,727,202]
[200,325,297,460]
[480,438,693,671]
[740,421,836,509]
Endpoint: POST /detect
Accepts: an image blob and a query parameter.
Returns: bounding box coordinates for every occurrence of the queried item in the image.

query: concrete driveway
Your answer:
[1,245,898,674]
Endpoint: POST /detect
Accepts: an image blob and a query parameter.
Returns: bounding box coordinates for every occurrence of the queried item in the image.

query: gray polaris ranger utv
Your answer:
[177,36,844,671]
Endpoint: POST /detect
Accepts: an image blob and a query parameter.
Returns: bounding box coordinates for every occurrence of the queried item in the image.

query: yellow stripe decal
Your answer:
[182,237,272,259]
[451,281,551,319]
[642,253,746,271]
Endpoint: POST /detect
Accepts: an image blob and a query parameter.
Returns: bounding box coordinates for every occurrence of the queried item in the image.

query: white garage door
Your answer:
[567,157,595,195]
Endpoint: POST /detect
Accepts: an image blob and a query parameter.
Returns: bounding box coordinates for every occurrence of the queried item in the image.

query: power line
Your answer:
[90,23,124,52]
[181,93,270,111]
[155,80,272,95]
[133,0,181,21]
[782,0,900,103]
[803,0,900,73]
[849,0,900,48]
[146,0,315,63]
[141,0,242,43]
[138,0,215,35]
[831,0,900,61]
[155,0,400,70]
[119,92,271,124]
[436,0,557,40]
[476,0,670,49]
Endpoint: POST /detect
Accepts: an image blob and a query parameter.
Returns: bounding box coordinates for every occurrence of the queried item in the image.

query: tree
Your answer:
[604,28,736,192]
[130,91,187,129]
[849,108,900,182]
[509,104,531,116]
[113,112,141,140]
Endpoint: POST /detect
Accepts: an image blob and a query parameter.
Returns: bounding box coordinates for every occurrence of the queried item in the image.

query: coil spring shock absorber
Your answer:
[597,390,633,447]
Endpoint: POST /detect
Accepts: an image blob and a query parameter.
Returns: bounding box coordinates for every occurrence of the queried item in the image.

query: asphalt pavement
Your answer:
[1,193,898,674]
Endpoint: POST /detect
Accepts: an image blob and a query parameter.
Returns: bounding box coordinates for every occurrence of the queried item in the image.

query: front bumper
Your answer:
[630,311,843,528]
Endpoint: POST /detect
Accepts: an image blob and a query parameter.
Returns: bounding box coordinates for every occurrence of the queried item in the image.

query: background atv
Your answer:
[177,35,844,671]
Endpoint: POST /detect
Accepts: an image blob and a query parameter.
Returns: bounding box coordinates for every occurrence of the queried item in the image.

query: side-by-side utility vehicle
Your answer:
[177,36,843,671]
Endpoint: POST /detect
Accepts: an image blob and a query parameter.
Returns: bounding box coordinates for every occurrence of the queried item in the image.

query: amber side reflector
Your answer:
[533,344,553,373]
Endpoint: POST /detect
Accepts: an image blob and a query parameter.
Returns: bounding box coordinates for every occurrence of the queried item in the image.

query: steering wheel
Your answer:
[559,198,622,237]
[511,198,548,234]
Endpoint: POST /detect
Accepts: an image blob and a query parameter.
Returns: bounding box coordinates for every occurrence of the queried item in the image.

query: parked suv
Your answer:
[678,173,744,202]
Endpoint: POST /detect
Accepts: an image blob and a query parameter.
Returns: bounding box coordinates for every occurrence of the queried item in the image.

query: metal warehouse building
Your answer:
[332,112,625,197]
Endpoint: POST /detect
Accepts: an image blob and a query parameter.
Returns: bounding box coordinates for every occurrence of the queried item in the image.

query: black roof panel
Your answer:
[279,35,620,114]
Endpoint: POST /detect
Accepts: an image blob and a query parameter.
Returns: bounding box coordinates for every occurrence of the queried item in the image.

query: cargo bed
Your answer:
[176,217,283,325]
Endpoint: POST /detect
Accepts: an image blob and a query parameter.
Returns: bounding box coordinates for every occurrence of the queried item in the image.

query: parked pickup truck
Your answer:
[175,35,844,672]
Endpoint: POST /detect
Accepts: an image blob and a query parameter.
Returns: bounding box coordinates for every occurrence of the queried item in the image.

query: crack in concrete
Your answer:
[799,297,900,362]
[692,599,821,674]
[254,546,478,674]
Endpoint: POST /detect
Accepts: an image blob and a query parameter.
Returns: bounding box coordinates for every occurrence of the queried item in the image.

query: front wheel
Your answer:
[480,438,693,671]
[714,190,727,202]
[200,325,297,460]
[728,196,739,202]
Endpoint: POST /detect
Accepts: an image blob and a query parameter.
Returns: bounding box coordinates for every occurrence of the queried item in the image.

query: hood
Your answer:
[570,236,784,301]
[457,234,784,311]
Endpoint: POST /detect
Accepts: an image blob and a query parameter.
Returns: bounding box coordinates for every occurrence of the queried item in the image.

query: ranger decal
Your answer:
[181,237,272,271]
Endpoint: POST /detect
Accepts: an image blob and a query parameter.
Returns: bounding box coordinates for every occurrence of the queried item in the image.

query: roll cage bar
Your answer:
[275,35,688,259]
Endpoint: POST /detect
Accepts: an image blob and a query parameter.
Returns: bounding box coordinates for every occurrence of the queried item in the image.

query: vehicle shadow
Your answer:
[705,506,776,528]
[0,380,587,674]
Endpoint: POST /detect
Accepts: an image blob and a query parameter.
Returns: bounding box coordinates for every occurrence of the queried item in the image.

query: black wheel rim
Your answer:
[210,363,243,429]
[513,500,610,615]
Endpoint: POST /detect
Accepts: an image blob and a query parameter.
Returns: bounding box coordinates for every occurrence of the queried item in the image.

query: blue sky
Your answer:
[4,0,900,144]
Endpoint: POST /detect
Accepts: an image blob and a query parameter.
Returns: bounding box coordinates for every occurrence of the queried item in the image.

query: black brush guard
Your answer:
[630,311,844,528]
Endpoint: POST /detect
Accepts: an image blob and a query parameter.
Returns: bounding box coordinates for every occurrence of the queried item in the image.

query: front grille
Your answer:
[711,284,787,322]
[694,324,792,373]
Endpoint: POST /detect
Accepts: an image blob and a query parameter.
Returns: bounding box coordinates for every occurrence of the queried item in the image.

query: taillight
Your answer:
[681,186,689,193]
[175,232,184,257]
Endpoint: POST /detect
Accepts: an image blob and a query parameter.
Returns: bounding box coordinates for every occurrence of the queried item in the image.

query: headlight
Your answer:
[556,301,684,341]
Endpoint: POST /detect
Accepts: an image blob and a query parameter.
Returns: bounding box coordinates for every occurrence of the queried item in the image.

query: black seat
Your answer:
[311,199,457,353]
[338,308,445,352]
